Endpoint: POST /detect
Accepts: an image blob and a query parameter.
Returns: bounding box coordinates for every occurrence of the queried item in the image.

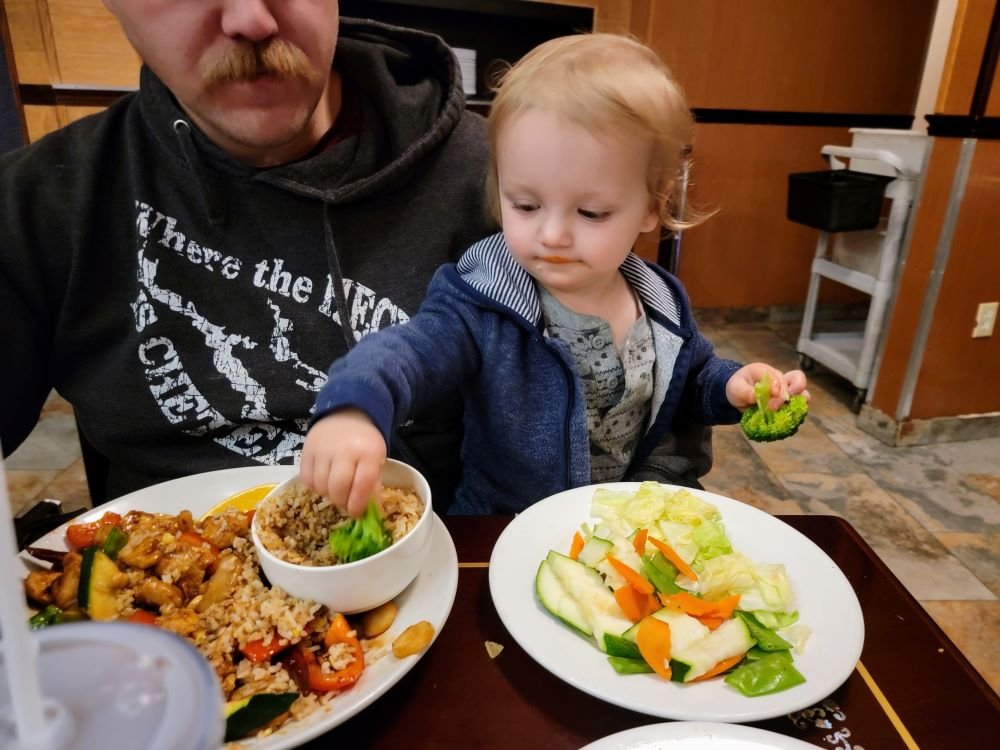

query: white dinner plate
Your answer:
[17,466,459,750]
[581,721,818,749]
[489,483,863,723]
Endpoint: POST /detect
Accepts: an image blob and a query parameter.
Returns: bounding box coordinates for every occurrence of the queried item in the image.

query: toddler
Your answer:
[301,34,808,515]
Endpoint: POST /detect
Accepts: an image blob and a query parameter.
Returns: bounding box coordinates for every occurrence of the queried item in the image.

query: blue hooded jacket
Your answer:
[313,233,741,514]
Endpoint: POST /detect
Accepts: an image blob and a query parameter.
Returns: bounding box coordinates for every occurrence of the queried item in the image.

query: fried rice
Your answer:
[255,483,424,566]
[22,505,402,744]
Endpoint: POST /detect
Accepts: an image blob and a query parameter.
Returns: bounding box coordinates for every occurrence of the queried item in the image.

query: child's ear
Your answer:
[642,184,670,233]
[640,208,660,234]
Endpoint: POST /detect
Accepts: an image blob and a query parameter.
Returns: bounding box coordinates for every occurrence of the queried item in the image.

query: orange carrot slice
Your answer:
[659,591,716,617]
[569,531,584,560]
[689,653,745,682]
[659,592,741,622]
[698,616,725,631]
[606,555,654,595]
[647,537,698,580]
[636,616,672,680]
[632,528,648,556]
[614,586,645,622]
[614,585,660,623]
[706,594,741,619]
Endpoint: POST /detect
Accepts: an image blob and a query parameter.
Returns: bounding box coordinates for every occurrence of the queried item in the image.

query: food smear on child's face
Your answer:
[497,108,659,299]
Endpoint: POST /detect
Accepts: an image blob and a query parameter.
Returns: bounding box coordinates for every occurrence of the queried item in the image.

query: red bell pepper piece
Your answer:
[65,512,123,550]
[286,614,364,693]
[241,629,292,663]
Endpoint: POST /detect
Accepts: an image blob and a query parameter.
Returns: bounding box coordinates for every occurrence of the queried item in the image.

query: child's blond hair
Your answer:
[486,33,699,233]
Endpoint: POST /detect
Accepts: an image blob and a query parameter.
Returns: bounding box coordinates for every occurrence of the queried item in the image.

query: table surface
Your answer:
[308,514,998,749]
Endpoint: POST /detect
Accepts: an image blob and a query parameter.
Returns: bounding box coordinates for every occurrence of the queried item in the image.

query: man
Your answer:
[0,2,493,505]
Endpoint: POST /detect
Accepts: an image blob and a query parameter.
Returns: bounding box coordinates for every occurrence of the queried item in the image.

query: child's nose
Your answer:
[539,215,571,247]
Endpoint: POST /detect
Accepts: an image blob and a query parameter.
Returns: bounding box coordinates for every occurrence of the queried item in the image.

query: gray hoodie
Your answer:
[0,18,494,503]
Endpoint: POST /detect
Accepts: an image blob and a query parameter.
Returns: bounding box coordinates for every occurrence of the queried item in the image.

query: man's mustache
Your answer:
[203,38,315,87]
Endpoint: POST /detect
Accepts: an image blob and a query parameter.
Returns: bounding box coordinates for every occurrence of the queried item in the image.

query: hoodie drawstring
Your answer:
[321,203,356,350]
[172,119,225,227]
[321,203,428,471]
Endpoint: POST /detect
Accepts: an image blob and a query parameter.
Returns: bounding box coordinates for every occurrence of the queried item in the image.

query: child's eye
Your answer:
[512,202,538,213]
[578,209,610,221]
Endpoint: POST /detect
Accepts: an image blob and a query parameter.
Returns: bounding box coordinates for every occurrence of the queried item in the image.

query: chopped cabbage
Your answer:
[696,553,795,613]
[690,519,733,564]
[779,623,813,655]
[752,610,799,630]
[592,482,720,536]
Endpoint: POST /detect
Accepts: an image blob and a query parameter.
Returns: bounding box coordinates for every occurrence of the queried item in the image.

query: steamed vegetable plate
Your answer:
[535,482,809,696]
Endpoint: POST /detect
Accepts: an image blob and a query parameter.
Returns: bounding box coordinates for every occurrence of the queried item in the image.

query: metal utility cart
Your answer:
[790,130,927,412]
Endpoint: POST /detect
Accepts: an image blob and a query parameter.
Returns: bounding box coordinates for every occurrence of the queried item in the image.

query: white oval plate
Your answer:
[18,466,459,750]
[489,483,863,723]
[581,721,818,749]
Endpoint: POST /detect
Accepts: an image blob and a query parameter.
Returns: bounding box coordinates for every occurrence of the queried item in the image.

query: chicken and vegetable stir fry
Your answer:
[23,506,432,742]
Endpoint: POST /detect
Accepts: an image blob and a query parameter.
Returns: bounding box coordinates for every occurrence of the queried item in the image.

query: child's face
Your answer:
[496,109,659,296]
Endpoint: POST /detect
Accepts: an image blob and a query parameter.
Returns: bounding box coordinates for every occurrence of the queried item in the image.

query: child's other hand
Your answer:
[300,409,387,518]
[726,363,810,411]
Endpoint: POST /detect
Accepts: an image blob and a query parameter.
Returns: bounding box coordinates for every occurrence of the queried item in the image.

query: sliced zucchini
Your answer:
[650,607,712,653]
[670,617,753,682]
[602,633,642,660]
[224,692,299,742]
[78,547,123,620]
[622,607,710,649]
[101,527,129,559]
[535,559,591,635]
[546,551,632,651]
[577,535,613,568]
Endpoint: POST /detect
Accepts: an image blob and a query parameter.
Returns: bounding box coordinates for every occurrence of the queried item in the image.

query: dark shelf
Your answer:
[341,0,594,97]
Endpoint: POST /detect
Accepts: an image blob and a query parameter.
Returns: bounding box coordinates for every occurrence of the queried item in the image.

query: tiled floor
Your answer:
[5,321,999,697]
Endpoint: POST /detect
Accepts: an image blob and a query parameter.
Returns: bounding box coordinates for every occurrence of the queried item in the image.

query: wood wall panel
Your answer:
[910,141,1000,418]
[648,0,936,114]
[6,0,54,84]
[7,0,138,86]
[23,103,61,141]
[936,0,996,114]
[678,124,865,309]
[46,0,138,86]
[869,139,963,416]
[628,0,652,42]
[987,54,1000,116]
[24,102,103,141]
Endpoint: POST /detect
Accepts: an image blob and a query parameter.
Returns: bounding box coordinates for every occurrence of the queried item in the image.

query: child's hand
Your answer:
[726,363,810,411]
[300,409,387,518]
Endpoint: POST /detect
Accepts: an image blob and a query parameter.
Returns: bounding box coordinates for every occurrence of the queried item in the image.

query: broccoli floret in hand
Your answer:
[328,501,392,563]
[740,374,808,442]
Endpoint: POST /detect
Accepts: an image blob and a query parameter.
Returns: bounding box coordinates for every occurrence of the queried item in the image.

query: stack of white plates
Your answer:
[452,47,477,95]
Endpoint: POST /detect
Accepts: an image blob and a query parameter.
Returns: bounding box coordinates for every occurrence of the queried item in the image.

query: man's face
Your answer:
[104,0,340,164]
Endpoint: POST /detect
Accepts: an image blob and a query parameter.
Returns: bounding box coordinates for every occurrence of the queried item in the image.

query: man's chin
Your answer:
[201,99,315,144]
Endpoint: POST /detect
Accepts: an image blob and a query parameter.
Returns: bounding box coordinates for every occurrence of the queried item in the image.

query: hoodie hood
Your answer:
[139,17,466,205]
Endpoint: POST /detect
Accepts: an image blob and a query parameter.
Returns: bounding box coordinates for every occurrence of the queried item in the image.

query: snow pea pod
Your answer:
[735,610,792,651]
[724,652,806,696]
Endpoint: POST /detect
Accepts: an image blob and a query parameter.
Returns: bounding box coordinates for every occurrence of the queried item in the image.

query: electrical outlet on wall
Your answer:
[972,302,998,338]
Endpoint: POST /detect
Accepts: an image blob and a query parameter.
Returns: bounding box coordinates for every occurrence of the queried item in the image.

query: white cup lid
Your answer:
[1,621,224,750]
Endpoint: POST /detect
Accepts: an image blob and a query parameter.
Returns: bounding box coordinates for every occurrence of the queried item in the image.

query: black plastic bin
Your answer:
[787,169,894,232]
